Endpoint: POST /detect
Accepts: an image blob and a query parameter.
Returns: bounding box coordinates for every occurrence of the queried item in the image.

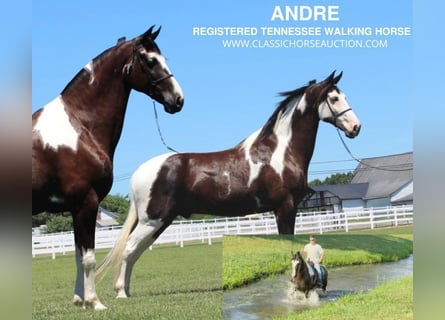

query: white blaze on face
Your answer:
[319,90,360,137]
[318,90,348,120]
[291,259,299,278]
[33,96,79,151]
[146,52,183,99]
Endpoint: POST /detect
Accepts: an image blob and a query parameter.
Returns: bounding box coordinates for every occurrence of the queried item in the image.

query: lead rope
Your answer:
[153,101,180,153]
[336,128,361,163]
[336,128,411,172]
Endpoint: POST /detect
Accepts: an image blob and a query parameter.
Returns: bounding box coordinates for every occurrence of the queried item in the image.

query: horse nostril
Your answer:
[353,124,361,135]
[176,96,184,108]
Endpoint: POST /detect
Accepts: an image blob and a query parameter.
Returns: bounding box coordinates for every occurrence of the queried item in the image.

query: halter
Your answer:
[122,41,174,90]
[323,97,352,128]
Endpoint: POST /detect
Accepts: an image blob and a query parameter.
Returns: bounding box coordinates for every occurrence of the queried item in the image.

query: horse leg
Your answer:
[321,266,328,292]
[274,198,296,234]
[114,219,164,298]
[73,247,84,306]
[72,191,106,310]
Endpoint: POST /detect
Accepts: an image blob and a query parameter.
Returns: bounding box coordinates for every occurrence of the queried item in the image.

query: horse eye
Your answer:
[330,96,339,103]
[145,57,158,68]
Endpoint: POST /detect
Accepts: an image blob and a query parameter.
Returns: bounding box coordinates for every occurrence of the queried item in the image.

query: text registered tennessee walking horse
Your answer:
[32,26,184,310]
[291,251,328,297]
[96,71,360,298]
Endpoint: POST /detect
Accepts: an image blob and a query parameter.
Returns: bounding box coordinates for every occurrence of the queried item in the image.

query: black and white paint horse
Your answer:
[291,251,328,297]
[32,26,184,310]
[96,71,359,299]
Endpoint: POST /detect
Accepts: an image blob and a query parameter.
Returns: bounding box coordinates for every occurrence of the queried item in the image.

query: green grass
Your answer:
[277,276,413,320]
[32,243,222,320]
[32,226,413,319]
[222,226,413,289]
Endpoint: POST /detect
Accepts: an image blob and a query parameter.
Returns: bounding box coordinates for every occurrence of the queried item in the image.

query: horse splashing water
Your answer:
[291,251,328,298]
[32,26,184,310]
[96,71,359,298]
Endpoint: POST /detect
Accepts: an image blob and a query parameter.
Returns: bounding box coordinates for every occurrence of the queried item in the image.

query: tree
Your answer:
[309,178,323,186]
[46,213,73,233]
[309,172,353,186]
[100,194,130,224]
[32,213,48,227]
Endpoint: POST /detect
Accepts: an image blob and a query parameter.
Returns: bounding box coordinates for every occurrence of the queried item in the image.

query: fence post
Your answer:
[51,238,56,260]
[62,234,66,255]
[344,213,349,232]
[318,214,323,234]
[180,225,184,248]
[370,208,374,229]
[208,224,212,245]
[394,207,398,226]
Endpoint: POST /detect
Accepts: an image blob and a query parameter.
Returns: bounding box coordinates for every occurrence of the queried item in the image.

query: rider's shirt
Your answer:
[303,243,324,264]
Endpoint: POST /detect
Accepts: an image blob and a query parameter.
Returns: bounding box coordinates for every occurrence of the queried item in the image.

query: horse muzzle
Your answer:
[345,123,361,138]
[163,95,184,114]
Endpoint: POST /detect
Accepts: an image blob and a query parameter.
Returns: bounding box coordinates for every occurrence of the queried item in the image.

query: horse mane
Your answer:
[255,79,316,141]
[60,32,161,95]
[60,45,120,95]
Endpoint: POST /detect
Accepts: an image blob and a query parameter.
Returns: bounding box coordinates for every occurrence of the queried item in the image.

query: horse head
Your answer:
[123,25,184,114]
[307,71,361,138]
[290,250,305,281]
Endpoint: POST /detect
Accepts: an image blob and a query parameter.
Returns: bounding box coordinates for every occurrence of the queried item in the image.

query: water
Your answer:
[223,255,413,320]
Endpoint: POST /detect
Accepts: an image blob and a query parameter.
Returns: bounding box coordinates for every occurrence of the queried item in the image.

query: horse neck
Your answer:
[260,96,320,171]
[288,108,320,173]
[245,96,320,177]
[60,43,133,156]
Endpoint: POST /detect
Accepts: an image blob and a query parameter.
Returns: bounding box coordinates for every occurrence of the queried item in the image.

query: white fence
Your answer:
[32,205,413,259]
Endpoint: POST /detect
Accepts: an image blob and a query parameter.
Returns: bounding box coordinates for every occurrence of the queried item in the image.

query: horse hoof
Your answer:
[116,291,129,299]
[93,302,107,311]
[73,295,83,306]
[80,298,107,310]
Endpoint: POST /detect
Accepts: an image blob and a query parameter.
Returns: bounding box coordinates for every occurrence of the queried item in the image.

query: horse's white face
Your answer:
[291,259,300,278]
[136,48,184,113]
[318,89,361,138]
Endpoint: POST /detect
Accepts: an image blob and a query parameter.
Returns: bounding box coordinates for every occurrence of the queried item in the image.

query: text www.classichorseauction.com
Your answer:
[221,38,388,49]
[192,26,411,49]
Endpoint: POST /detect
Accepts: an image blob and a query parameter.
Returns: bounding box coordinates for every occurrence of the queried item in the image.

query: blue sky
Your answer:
[32,0,412,196]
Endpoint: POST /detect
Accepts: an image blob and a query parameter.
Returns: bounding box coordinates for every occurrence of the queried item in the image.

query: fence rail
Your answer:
[32,205,413,259]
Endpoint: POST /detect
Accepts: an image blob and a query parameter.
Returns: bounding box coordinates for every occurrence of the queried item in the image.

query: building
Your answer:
[299,152,413,212]
[96,207,120,228]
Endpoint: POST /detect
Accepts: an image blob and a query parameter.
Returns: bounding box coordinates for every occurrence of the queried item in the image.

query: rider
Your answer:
[302,235,324,286]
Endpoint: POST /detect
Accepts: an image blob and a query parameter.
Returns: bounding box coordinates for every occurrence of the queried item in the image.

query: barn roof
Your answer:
[350,152,413,200]
[312,183,368,200]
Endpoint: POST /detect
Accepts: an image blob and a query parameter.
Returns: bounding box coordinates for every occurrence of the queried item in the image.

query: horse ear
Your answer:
[142,25,161,41]
[326,70,336,83]
[333,71,343,84]
[151,26,161,40]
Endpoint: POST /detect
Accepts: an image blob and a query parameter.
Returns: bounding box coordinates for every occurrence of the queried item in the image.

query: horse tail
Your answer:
[95,193,138,280]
